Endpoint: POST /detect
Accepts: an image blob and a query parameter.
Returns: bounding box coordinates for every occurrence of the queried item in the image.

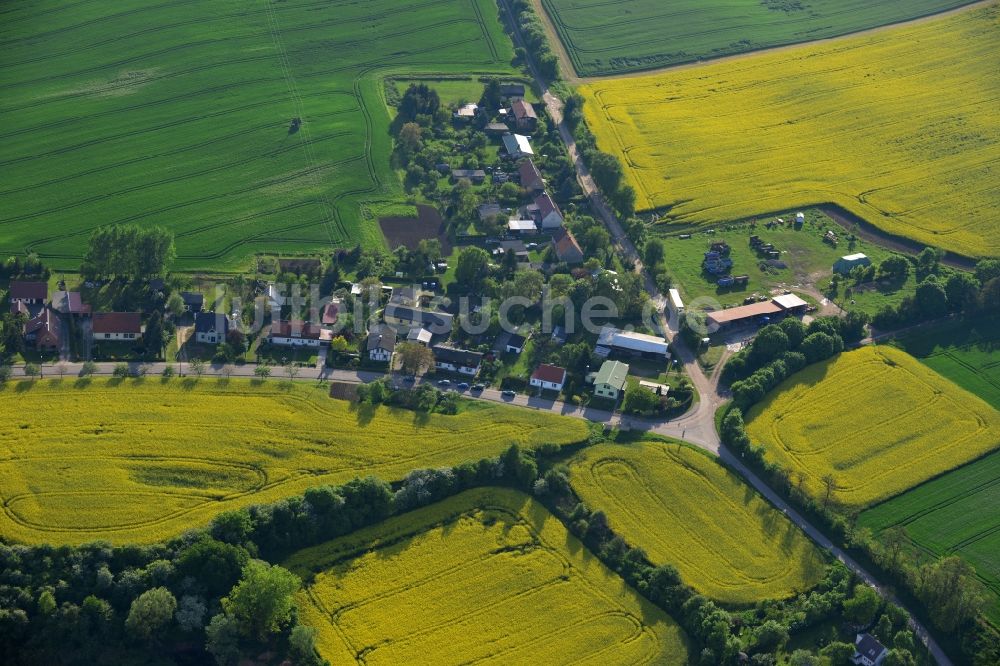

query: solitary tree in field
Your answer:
[189,358,205,378]
[23,363,40,380]
[254,365,271,380]
[820,473,838,508]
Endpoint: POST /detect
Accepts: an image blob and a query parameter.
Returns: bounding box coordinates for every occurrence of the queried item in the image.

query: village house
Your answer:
[593,360,629,400]
[851,633,888,666]
[24,307,60,350]
[552,228,584,264]
[9,280,47,310]
[432,346,483,376]
[501,133,533,159]
[500,83,525,98]
[596,325,670,359]
[406,327,433,346]
[388,286,430,309]
[511,99,537,132]
[367,324,396,363]
[181,291,204,313]
[518,159,545,193]
[451,169,486,185]
[530,364,566,392]
[51,291,91,317]
[384,303,454,334]
[484,122,510,137]
[320,300,340,328]
[194,312,229,345]
[506,332,528,354]
[533,193,563,229]
[267,320,332,347]
[497,240,530,264]
[92,312,143,342]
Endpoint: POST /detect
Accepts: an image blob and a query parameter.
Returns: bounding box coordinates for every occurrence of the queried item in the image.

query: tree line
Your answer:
[81,224,176,280]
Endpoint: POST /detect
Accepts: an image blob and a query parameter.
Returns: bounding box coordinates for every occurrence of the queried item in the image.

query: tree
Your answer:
[284,363,299,381]
[622,383,659,415]
[398,122,423,157]
[205,613,242,666]
[289,625,321,665]
[914,556,985,631]
[221,560,301,640]
[80,360,97,376]
[0,365,11,383]
[82,224,175,279]
[189,358,205,377]
[177,538,250,598]
[914,277,948,319]
[843,584,880,626]
[820,473,839,508]
[975,258,1000,284]
[749,325,790,365]
[113,362,129,378]
[752,620,789,653]
[398,83,440,121]
[945,272,980,312]
[455,247,491,290]
[643,239,665,268]
[166,292,185,318]
[820,642,856,666]
[175,595,207,633]
[800,331,841,364]
[254,365,271,380]
[878,255,910,280]
[145,310,165,355]
[125,587,177,640]
[397,342,434,375]
[588,152,623,194]
[23,362,40,379]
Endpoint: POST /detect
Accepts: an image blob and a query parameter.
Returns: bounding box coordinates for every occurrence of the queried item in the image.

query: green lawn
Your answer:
[655,208,916,316]
[539,0,978,76]
[891,316,1000,411]
[0,0,516,271]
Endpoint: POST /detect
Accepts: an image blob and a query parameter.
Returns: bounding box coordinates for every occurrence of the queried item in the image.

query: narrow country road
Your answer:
[498,2,951,662]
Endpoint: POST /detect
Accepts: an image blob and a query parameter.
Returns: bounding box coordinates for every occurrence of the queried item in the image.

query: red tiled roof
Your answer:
[519,159,543,187]
[531,364,566,384]
[321,302,339,325]
[511,99,537,120]
[553,228,583,262]
[92,312,142,334]
[535,193,561,218]
[10,281,48,300]
[52,291,91,315]
[269,320,326,340]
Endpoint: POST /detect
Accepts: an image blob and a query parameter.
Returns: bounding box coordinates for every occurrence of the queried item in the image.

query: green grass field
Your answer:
[286,487,691,665]
[0,379,586,545]
[0,0,515,271]
[540,0,978,77]
[658,208,916,315]
[893,317,1000,411]
[859,451,1000,623]
[568,440,826,605]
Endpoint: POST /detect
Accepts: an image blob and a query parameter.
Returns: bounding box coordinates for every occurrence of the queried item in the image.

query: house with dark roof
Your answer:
[194,312,230,345]
[267,320,332,347]
[451,169,486,185]
[851,633,888,666]
[484,122,510,137]
[181,291,204,313]
[9,280,47,306]
[433,346,483,376]
[92,312,143,342]
[552,228,584,264]
[51,291,91,316]
[511,99,537,131]
[530,364,566,392]
[533,193,563,229]
[506,333,527,354]
[501,83,525,98]
[384,304,454,334]
[497,240,530,264]
[24,307,60,350]
[367,324,396,363]
[477,203,502,222]
[518,159,545,193]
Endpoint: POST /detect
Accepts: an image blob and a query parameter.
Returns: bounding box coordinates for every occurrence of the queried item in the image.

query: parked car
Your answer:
[501,389,516,398]
[471,384,485,392]
[456,382,470,390]
[437,379,451,387]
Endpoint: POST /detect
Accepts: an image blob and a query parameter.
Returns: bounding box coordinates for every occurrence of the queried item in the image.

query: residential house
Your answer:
[9,281,47,309]
[511,100,537,131]
[552,228,584,264]
[497,240,530,264]
[501,133,533,159]
[51,291,91,317]
[24,307,60,350]
[407,327,433,346]
[518,159,545,193]
[194,312,229,345]
[181,291,204,313]
[851,634,888,666]
[92,312,143,342]
[433,346,483,376]
[834,253,872,275]
[593,360,629,400]
[388,286,428,309]
[506,333,527,354]
[507,219,537,235]
[530,364,566,392]
[451,169,486,185]
[384,304,454,335]
[320,300,340,328]
[367,324,396,363]
[267,320,332,347]
[534,193,563,229]
[596,325,670,359]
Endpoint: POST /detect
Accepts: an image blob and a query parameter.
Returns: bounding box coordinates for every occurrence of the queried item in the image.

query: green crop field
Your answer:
[581,6,1000,259]
[0,379,585,545]
[745,346,1000,510]
[540,0,978,77]
[286,487,691,665]
[859,451,1000,623]
[0,0,515,271]
[893,317,1000,411]
[569,440,826,605]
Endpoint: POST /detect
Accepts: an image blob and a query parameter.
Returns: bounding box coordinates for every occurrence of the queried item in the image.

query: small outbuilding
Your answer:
[834,253,872,275]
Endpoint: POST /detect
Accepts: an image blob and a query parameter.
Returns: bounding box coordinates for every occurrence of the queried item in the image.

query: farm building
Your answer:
[51,291,91,317]
[384,304,454,334]
[406,327,433,346]
[533,193,563,229]
[9,280,47,306]
[367,324,396,363]
[501,133,533,158]
[705,301,782,334]
[668,289,684,315]
[851,633,888,666]
[511,99,537,131]
[194,312,229,345]
[268,320,332,347]
[552,228,584,264]
[507,219,537,234]
[530,364,566,392]
[593,360,629,400]
[518,159,545,193]
[596,325,670,359]
[23,307,60,350]
[834,253,871,275]
[92,312,142,341]
[432,346,483,376]
[772,293,809,315]
[451,169,486,185]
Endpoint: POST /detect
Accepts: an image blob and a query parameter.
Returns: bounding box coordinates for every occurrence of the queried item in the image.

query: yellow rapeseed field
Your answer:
[0,379,586,545]
[745,346,1000,509]
[569,440,826,604]
[580,5,1000,258]
[285,488,691,665]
